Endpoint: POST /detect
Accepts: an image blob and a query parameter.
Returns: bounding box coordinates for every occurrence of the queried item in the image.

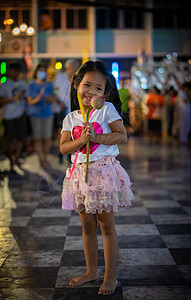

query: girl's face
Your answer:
[76,71,107,112]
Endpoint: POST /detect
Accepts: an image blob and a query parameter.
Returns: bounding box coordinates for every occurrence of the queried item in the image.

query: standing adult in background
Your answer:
[146,86,165,141]
[164,86,177,137]
[118,78,131,133]
[53,59,79,163]
[0,61,26,175]
[175,82,191,144]
[26,63,56,167]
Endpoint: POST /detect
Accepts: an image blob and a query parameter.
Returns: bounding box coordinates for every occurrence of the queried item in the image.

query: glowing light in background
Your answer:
[140,77,147,83]
[12,27,20,36]
[1,76,7,84]
[26,26,36,36]
[112,62,119,87]
[55,62,62,70]
[3,19,14,25]
[141,83,147,89]
[166,54,171,60]
[20,23,28,32]
[135,70,142,77]
[0,62,7,84]
[158,68,164,73]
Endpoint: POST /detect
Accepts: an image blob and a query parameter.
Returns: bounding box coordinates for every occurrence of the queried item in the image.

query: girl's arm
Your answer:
[60,125,90,155]
[88,119,127,145]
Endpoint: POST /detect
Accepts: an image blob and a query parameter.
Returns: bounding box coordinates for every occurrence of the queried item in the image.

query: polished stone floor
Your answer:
[0,137,191,300]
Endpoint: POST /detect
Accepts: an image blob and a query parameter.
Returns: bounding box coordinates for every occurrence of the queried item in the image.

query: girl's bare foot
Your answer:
[98,278,118,295]
[69,272,99,287]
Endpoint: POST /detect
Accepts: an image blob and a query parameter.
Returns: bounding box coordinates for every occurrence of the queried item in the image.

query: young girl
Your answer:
[60,61,134,296]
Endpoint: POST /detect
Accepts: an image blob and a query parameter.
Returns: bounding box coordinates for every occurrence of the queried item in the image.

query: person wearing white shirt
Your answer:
[53,59,79,163]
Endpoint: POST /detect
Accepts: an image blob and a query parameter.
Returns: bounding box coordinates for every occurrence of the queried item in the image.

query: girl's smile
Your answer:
[77,71,107,113]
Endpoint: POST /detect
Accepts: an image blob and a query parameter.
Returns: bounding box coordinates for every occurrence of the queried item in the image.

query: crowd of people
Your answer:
[0,59,79,174]
[139,82,191,143]
[0,59,190,175]
[119,77,191,144]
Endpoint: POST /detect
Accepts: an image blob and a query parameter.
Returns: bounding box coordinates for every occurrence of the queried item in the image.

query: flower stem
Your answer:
[85,107,93,183]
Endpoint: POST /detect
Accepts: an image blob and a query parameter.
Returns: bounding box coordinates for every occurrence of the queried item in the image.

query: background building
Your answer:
[0,0,191,80]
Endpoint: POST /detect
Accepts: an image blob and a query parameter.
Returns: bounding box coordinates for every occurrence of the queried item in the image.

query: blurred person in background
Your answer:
[163,86,177,137]
[0,61,27,175]
[118,78,131,134]
[26,63,56,167]
[146,86,165,141]
[53,59,79,164]
[173,82,191,144]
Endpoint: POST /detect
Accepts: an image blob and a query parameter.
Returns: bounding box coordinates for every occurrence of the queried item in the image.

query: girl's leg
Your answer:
[97,211,118,295]
[69,210,99,286]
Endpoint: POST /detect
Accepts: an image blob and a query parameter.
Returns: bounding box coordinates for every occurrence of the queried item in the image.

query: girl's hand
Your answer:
[83,122,96,142]
[79,123,90,145]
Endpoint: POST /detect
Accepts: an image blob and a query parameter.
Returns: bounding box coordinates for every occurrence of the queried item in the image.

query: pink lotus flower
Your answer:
[91,96,105,109]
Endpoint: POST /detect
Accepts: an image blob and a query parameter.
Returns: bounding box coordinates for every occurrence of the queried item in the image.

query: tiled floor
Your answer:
[0,137,191,300]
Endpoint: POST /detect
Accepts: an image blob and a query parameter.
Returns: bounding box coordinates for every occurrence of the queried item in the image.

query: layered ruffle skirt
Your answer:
[62,156,134,214]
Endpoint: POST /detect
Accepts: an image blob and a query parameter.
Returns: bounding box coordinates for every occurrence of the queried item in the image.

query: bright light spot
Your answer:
[7,19,14,25]
[173,52,178,58]
[26,26,35,36]
[158,68,164,73]
[112,70,118,78]
[1,76,7,84]
[141,83,147,89]
[188,59,191,64]
[20,23,28,32]
[140,77,147,83]
[12,27,20,36]
[55,62,62,70]
[4,18,14,25]
[112,62,119,87]
[135,70,142,77]
[1,62,6,74]
[166,54,171,60]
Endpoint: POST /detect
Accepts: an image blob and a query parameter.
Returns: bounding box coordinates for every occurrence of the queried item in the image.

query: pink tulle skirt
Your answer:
[62,156,134,214]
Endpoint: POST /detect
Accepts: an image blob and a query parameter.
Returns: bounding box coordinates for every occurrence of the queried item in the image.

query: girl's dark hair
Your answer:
[70,60,122,115]
[33,63,47,79]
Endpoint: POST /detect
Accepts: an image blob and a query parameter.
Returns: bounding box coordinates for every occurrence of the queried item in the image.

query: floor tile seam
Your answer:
[0,238,19,269]
[121,284,191,288]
